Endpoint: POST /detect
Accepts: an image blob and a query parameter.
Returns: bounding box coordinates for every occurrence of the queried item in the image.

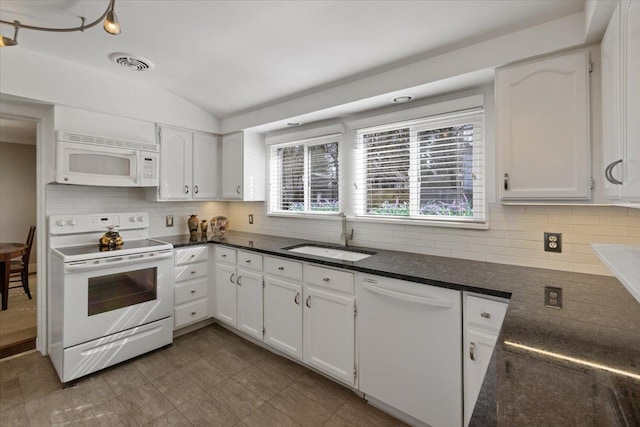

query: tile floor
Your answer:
[0,323,407,426]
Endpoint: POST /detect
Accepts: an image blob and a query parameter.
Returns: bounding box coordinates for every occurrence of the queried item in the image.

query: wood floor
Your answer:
[0,274,37,357]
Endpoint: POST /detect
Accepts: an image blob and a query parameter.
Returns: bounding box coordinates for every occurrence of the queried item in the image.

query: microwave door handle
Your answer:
[131,153,138,184]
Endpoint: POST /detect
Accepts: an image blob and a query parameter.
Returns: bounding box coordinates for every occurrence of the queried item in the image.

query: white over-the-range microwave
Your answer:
[55,131,159,187]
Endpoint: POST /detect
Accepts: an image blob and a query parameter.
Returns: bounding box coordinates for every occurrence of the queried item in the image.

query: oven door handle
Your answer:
[64,251,173,272]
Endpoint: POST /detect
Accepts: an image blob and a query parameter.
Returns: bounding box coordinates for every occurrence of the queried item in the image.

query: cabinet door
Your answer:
[192,132,219,200]
[264,276,302,359]
[215,263,237,327]
[622,0,640,199]
[602,6,622,199]
[497,51,591,200]
[159,126,192,200]
[236,269,263,341]
[303,286,355,386]
[221,133,243,199]
[464,329,497,427]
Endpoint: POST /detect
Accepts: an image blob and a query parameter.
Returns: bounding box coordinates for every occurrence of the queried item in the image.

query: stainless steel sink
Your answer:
[284,245,375,262]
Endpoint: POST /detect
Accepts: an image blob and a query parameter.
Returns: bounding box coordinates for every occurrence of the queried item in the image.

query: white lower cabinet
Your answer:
[236,269,263,340]
[173,246,209,330]
[357,274,462,427]
[463,293,509,427]
[215,247,264,340]
[263,275,303,359]
[303,265,356,386]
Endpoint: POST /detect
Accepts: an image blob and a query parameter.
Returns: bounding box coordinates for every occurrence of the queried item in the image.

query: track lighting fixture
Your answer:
[0,0,121,48]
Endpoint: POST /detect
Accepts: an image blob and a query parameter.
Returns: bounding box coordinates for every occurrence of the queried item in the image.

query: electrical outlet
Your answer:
[544,286,562,309]
[166,215,174,227]
[544,232,562,253]
[248,214,254,224]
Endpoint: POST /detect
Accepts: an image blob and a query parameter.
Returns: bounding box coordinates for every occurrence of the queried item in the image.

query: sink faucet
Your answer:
[340,213,354,247]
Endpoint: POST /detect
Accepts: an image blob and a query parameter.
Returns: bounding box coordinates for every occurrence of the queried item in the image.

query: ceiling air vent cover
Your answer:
[109,53,153,71]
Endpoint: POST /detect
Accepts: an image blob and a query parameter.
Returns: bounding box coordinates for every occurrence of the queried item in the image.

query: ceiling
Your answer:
[0,0,585,123]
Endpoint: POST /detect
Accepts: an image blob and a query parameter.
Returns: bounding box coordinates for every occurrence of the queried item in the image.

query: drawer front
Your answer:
[466,295,508,334]
[174,246,208,266]
[264,256,303,281]
[305,265,354,294]
[216,247,237,264]
[175,277,208,305]
[238,250,263,272]
[174,298,209,329]
[175,261,208,283]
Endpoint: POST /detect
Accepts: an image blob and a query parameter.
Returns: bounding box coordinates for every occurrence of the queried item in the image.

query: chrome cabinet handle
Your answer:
[470,342,476,361]
[190,290,196,294]
[230,273,235,283]
[237,276,242,286]
[221,254,227,257]
[191,254,196,258]
[245,259,251,263]
[191,312,196,316]
[184,185,189,194]
[194,185,199,194]
[503,173,509,191]
[306,296,311,308]
[323,277,330,282]
[190,270,196,275]
[236,185,241,194]
[278,266,284,271]
[481,312,491,319]
[294,292,300,305]
[605,159,623,185]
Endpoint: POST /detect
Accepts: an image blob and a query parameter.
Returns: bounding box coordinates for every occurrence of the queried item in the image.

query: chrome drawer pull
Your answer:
[470,342,476,360]
[190,271,196,274]
[481,312,491,319]
[191,312,196,316]
[190,290,196,294]
[245,259,251,263]
[323,277,330,282]
[278,266,284,271]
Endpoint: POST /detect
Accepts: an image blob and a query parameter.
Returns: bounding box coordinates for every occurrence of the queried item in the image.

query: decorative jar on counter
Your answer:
[188,214,199,238]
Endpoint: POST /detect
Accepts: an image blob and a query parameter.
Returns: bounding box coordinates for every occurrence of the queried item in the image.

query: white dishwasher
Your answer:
[357,274,462,427]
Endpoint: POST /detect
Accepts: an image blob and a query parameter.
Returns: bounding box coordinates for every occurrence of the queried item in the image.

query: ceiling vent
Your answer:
[109,53,153,71]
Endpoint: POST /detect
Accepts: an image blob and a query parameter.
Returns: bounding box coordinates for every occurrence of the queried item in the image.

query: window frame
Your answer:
[354,109,486,224]
[268,134,342,216]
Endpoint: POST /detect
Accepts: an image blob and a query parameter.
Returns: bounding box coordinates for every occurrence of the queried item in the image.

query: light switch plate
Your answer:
[166,215,174,227]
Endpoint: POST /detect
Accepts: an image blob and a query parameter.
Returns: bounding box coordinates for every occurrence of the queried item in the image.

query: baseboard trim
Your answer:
[0,337,36,360]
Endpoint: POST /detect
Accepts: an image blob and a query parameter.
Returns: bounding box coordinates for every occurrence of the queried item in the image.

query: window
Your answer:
[355,110,485,223]
[269,135,340,214]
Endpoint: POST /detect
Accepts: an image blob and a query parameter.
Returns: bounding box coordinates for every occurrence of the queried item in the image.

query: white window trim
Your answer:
[353,108,486,224]
[268,133,342,215]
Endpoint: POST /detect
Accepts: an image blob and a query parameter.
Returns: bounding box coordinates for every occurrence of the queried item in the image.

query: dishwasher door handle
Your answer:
[362,282,453,308]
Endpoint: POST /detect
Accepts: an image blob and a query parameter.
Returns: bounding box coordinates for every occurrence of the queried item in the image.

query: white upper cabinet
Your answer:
[497,50,591,200]
[221,132,265,201]
[150,125,219,201]
[602,0,640,202]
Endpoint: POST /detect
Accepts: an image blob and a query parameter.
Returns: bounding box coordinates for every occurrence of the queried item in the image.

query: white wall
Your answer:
[0,48,219,134]
[0,142,37,270]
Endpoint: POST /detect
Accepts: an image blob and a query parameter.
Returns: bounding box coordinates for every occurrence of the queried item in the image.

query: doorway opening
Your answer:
[0,116,38,358]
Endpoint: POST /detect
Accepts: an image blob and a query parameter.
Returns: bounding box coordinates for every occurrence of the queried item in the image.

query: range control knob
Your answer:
[130,216,137,222]
[56,219,65,226]
[137,216,144,222]
[66,219,76,226]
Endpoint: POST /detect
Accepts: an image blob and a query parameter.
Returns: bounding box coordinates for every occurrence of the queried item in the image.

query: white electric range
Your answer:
[48,212,174,383]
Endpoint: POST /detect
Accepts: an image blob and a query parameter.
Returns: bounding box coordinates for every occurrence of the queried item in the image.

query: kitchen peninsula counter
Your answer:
[158,231,640,425]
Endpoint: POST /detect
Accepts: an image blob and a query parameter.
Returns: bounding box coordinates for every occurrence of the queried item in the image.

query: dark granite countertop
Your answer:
[157,231,640,426]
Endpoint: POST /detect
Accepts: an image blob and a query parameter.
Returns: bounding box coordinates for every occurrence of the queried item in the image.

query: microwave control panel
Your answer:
[143,157,156,179]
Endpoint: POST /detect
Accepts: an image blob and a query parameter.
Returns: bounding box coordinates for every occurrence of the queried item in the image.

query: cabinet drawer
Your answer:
[305,265,354,294]
[264,256,303,281]
[175,277,208,305]
[174,298,209,329]
[466,295,508,334]
[238,251,263,272]
[175,262,208,283]
[216,247,237,264]
[174,246,208,266]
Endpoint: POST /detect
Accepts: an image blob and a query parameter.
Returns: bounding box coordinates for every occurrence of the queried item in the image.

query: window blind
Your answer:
[354,110,485,222]
[269,135,341,214]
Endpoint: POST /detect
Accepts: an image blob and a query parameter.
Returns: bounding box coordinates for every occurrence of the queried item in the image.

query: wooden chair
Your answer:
[9,226,36,299]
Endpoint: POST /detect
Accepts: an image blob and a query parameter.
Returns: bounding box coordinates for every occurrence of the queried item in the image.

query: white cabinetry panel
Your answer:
[159,126,191,200]
[236,269,264,340]
[497,50,591,200]
[264,276,302,359]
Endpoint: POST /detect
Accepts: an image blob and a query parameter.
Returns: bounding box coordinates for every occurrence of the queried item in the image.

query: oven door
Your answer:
[56,141,140,187]
[62,251,173,348]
